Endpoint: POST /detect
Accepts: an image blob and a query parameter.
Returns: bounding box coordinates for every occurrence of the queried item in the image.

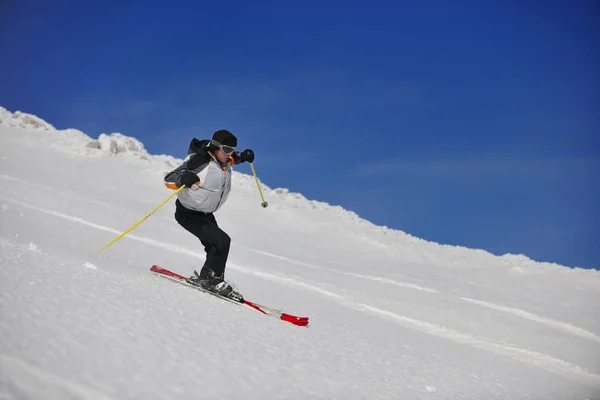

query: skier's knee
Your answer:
[220,232,231,251]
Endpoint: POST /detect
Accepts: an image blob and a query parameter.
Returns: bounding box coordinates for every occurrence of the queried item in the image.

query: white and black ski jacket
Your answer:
[164,139,242,213]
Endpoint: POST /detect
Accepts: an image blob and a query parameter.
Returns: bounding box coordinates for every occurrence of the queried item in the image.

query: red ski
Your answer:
[150,265,309,327]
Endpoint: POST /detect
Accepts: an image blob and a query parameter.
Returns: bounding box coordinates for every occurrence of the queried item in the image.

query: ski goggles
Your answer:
[211,140,236,155]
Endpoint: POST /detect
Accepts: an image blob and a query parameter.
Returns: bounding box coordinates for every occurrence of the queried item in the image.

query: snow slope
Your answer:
[1,106,599,399]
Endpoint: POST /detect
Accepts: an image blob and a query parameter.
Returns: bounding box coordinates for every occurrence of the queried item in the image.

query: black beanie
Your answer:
[212,130,237,147]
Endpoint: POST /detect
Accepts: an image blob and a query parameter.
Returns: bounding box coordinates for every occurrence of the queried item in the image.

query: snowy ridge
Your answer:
[0,106,595,274]
[0,106,56,131]
[0,106,180,167]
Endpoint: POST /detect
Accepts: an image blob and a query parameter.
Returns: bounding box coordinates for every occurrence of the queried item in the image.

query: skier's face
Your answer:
[215,148,231,164]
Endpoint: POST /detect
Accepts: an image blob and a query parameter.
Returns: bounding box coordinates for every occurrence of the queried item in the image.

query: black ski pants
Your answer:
[174,200,231,276]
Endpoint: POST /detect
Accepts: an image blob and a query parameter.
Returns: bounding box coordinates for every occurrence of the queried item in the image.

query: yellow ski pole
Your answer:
[249,162,268,208]
[96,185,186,255]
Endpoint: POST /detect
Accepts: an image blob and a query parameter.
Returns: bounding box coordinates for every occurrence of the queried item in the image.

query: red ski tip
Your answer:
[281,313,310,327]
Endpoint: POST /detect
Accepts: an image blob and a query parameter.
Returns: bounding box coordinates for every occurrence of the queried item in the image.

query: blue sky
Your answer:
[1,0,598,269]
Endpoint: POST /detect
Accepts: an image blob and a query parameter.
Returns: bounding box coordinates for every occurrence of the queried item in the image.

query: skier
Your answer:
[164,129,254,302]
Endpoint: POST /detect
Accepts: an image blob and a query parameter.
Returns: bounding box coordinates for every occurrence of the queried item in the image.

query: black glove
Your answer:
[240,149,255,163]
[180,172,200,188]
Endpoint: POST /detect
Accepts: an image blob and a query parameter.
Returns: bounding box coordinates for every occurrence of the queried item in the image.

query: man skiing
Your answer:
[164,129,254,302]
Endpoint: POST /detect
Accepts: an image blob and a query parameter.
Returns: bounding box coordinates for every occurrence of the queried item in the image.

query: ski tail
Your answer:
[151,265,186,280]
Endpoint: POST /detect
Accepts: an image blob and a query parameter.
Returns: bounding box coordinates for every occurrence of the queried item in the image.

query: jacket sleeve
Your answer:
[164,154,209,190]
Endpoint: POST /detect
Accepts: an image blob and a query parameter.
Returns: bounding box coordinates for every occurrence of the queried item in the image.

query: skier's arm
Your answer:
[164,154,208,190]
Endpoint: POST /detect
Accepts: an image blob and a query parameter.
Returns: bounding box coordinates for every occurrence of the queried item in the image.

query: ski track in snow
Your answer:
[249,249,440,293]
[2,194,600,387]
[458,297,600,345]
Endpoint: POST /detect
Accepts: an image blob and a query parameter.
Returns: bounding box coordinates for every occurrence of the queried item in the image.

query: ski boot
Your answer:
[187,269,244,303]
